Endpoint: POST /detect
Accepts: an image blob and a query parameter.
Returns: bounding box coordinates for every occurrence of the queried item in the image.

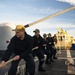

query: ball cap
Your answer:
[48,33,51,35]
[43,33,47,37]
[13,25,25,31]
[33,29,40,32]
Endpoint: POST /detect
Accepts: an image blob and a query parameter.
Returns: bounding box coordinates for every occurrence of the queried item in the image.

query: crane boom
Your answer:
[25,6,75,28]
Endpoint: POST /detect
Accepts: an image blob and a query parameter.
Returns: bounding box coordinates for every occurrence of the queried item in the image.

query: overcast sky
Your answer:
[0,0,75,37]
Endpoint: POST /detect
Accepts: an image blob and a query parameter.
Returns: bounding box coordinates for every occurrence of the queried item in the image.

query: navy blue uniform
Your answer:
[42,39,49,52]
[53,36,57,59]
[47,37,54,58]
[31,35,45,70]
[47,37,57,59]
[2,32,35,75]
[42,38,53,63]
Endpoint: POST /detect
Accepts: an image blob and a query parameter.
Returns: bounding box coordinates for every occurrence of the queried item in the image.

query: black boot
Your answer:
[53,57,57,59]
[50,59,54,62]
[50,57,54,62]
[45,60,51,64]
[38,67,46,72]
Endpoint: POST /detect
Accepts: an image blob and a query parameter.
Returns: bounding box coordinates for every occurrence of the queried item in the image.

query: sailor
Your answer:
[42,33,52,64]
[47,33,54,61]
[32,29,46,72]
[0,25,35,75]
[52,34,57,59]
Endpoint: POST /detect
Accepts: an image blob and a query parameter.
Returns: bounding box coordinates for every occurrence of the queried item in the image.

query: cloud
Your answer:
[67,29,75,38]
[32,7,62,15]
[22,5,62,15]
[56,0,75,5]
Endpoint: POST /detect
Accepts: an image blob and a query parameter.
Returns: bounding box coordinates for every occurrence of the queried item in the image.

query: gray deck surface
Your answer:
[0,50,75,75]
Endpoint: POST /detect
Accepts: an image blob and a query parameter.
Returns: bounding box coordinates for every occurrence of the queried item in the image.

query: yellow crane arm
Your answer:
[25,6,75,28]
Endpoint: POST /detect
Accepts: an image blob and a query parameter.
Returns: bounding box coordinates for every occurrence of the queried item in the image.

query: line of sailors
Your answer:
[0,25,57,75]
[31,29,57,72]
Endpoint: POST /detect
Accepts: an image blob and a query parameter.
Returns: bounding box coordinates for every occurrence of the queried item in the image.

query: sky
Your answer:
[0,0,75,37]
